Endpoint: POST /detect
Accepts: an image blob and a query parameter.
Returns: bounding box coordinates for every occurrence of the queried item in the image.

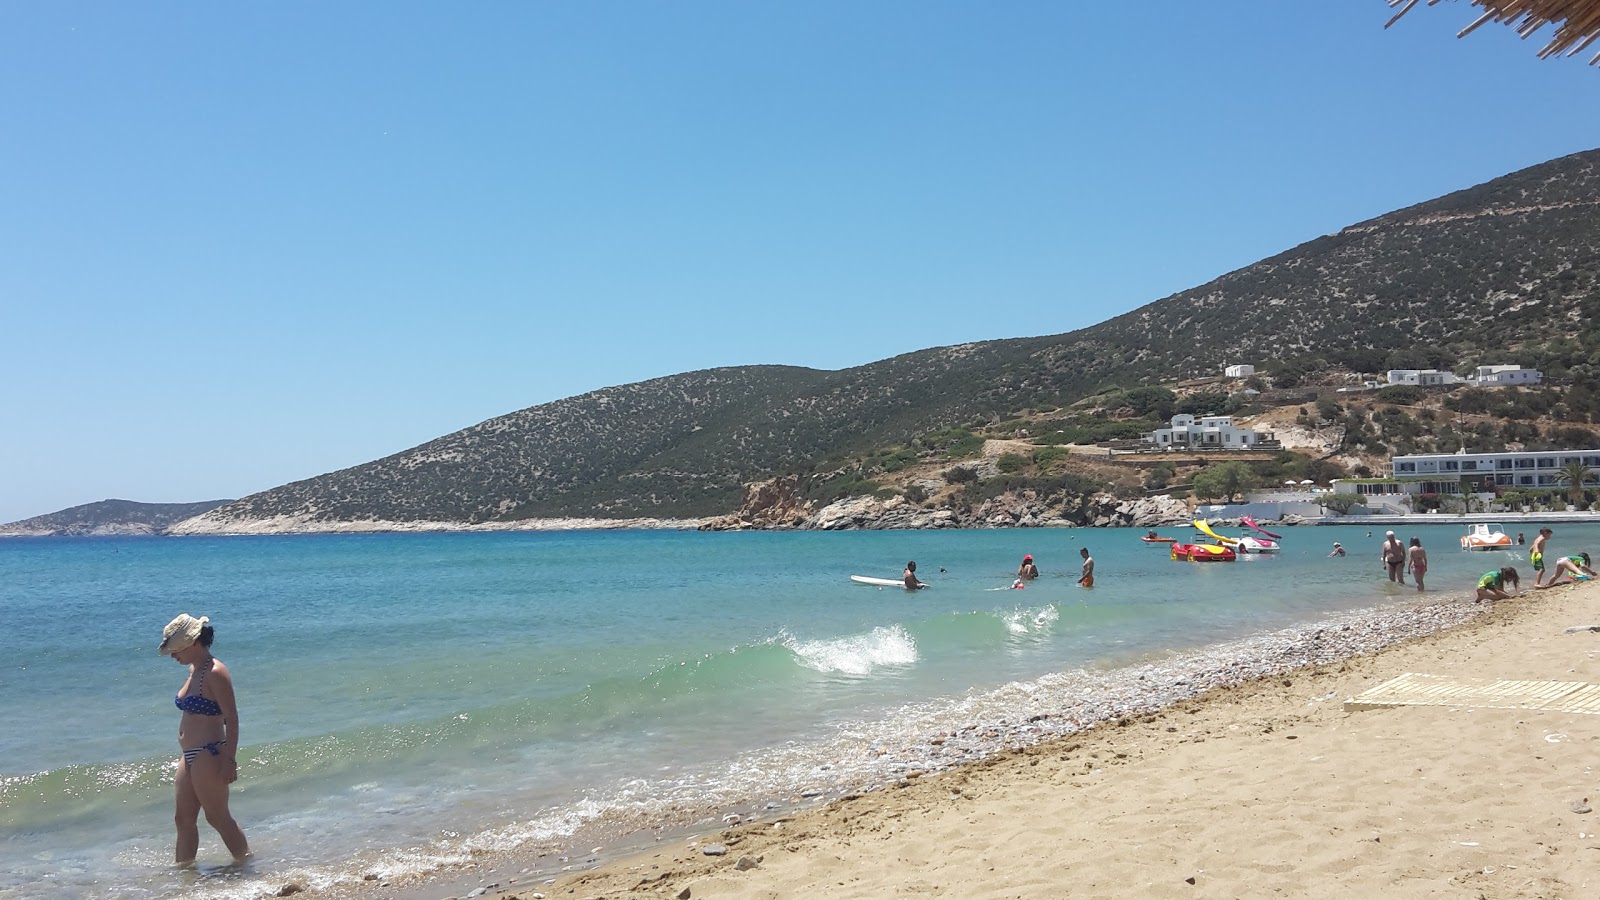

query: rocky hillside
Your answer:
[0,499,232,536]
[177,149,1600,533]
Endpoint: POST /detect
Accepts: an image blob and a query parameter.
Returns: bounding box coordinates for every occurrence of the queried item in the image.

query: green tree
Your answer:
[1177,391,1229,417]
[1122,386,1177,420]
[1557,460,1594,506]
[1193,461,1257,503]
[1190,470,1221,503]
[1213,460,1258,503]
[1318,494,1366,515]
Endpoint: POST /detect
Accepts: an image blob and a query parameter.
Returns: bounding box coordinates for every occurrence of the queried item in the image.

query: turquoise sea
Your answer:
[3,524,1594,900]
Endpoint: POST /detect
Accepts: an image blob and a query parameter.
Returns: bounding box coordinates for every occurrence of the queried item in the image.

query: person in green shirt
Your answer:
[1537,553,1595,588]
[1475,566,1519,601]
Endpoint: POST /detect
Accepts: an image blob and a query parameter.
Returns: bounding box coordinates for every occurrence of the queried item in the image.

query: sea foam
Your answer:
[783,625,919,675]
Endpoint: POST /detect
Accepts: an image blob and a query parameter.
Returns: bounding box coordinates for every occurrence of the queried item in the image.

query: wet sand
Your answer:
[394,580,1600,900]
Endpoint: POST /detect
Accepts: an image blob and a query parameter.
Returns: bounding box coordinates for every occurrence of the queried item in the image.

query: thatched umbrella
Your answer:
[1385,0,1600,64]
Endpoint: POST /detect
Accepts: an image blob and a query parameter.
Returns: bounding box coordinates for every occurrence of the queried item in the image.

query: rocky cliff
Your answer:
[699,477,1193,531]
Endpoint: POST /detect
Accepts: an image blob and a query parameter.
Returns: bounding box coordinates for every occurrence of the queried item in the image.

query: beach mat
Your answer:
[1345,672,1600,715]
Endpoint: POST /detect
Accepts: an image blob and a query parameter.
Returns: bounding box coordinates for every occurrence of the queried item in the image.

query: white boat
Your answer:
[1236,535,1281,554]
[1193,519,1279,553]
[1460,522,1513,551]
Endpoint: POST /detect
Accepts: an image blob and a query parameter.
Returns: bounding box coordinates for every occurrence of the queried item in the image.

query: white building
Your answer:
[1469,365,1542,387]
[1143,414,1261,449]
[1223,364,1255,378]
[1332,448,1600,498]
[1386,368,1461,387]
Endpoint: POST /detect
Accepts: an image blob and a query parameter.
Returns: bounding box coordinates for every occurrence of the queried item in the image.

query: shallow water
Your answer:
[1,523,1589,899]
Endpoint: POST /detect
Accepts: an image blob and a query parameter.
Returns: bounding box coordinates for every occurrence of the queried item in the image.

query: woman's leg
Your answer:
[174,758,202,867]
[1415,569,1425,591]
[186,754,250,862]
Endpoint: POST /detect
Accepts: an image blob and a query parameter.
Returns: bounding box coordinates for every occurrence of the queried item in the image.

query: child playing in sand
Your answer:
[1537,553,1596,587]
[1475,566,1520,601]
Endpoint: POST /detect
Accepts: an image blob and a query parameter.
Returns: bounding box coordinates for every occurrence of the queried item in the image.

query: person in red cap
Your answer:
[1017,554,1039,580]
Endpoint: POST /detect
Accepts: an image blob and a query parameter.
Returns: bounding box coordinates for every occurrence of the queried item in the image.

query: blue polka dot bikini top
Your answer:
[175,660,222,716]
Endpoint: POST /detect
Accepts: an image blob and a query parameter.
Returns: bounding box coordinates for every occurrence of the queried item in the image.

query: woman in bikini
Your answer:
[1405,537,1428,592]
[161,614,250,867]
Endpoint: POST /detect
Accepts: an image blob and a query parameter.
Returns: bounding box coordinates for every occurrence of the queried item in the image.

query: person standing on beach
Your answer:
[1406,537,1428,592]
[903,561,928,591]
[1077,547,1095,588]
[1380,531,1406,584]
[160,614,250,868]
[1531,528,1553,586]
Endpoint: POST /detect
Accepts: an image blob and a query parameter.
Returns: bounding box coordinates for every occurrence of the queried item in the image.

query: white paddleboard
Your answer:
[850,575,926,588]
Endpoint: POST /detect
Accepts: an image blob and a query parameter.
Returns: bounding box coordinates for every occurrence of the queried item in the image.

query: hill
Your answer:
[0,499,234,537]
[175,149,1600,533]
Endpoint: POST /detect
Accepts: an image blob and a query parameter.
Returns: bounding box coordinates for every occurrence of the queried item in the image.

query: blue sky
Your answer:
[1,2,1595,523]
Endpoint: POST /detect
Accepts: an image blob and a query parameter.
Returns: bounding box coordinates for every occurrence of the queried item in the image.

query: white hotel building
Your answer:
[1337,449,1600,498]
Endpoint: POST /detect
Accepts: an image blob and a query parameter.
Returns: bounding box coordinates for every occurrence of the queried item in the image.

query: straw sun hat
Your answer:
[159,614,209,656]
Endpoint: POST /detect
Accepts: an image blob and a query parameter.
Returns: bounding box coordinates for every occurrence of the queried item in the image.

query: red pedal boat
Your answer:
[1170,542,1237,562]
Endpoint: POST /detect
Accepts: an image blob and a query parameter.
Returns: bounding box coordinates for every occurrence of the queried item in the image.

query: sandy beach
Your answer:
[401,580,1600,900]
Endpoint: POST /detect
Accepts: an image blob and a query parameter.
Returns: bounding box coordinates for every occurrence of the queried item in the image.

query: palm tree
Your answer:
[1557,460,1595,507]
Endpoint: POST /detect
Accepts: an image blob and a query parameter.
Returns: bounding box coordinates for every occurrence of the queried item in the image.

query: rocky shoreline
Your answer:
[157,514,707,537]
[9,478,1309,537]
[696,475,1205,531]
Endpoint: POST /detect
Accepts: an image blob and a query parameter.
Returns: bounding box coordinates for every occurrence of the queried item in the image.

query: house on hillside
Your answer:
[1386,368,1461,387]
[1468,364,1542,387]
[1223,364,1255,378]
[1143,414,1263,450]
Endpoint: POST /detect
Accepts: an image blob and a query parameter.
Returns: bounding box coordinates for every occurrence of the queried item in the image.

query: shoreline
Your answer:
[308,581,1600,900]
[11,510,1600,539]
